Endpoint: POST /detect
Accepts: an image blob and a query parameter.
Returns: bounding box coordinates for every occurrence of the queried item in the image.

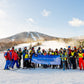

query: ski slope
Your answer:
[14,41,67,51]
[0,52,84,84]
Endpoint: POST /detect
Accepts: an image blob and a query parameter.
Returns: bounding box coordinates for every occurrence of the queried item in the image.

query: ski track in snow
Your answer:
[30,33,37,41]
[34,32,41,39]
[0,52,84,84]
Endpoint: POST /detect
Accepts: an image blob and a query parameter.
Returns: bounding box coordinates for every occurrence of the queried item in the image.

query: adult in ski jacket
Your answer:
[37,47,41,55]
[54,49,58,55]
[23,47,28,68]
[48,48,52,55]
[12,49,19,68]
[17,48,22,67]
[10,47,14,56]
[61,49,68,69]
[24,51,30,68]
[70,50,77,69]
[78,50,84,70]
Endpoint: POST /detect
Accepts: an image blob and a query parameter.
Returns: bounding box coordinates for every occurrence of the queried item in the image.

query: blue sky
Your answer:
[0,0,84,38]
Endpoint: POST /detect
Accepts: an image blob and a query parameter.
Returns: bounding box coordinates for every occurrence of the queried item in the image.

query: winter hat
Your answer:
[74,46,76,48]
[12,47,14,49]
[7,49,10,51]
[32,47,34,50]
[68,46,71,48]
[64,48,66,50]
[14,49,17,51]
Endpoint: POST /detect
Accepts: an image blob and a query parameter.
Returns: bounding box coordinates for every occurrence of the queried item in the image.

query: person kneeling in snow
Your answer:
[4,49,12,70]
[12,49,19,69]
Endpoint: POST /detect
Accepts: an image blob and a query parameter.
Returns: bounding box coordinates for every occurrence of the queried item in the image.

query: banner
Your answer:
[31,54,61,65]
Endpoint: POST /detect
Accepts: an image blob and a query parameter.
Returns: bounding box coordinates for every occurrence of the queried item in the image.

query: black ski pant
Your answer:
[24,60,30,68]
[69,57,77,69]
[18,59,21,67]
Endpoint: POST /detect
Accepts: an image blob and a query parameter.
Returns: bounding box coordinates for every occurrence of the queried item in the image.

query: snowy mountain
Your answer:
[0,32,80,50]
[0,32,60,43]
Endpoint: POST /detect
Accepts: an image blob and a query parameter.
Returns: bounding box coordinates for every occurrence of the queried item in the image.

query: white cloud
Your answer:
[26,18,34,23]
[41,9,51,16]
[68,18,84,27]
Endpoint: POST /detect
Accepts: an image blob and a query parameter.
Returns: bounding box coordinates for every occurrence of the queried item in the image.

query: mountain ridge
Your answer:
[0,31,82,51]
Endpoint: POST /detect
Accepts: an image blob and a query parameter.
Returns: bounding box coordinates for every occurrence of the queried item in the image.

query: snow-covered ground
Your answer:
[14,41,67,51]
[0,51,84,84]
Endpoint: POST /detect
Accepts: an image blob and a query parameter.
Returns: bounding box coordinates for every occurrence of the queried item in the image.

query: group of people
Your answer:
[4,46,84,70]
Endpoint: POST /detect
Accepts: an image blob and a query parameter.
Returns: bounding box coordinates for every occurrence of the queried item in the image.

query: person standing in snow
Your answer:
[67,46,72,69]
[51,50,56,69]
[24,51,30,68]
[59,50,63,69]
[48,48,52,55]
[10,47,14,56]
[29,47,35,68]
[12,49,19,69]
[17,48,22,68]
[78,50,84,70]
[54,49,59,69]
[4,49,12,70]
[54,49,58,55]
[37,47,41,55]
[62,48,68,70]
[22,47,28,68]
[37,47,41,67]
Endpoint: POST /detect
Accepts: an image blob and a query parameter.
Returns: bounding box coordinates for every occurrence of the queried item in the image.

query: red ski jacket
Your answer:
[12,52,19,60]
[10,49,14,56]
[4,52,12,60]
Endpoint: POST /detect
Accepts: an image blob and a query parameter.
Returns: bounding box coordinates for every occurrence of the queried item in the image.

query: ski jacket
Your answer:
[25,54,29,59]
[25,54,30,60]
[17,51,22,60]
[61,52,67,61]
[67,49,71,57]
[10,49,14,57]
[23,50,28,57]
[37,50,41,55]
[78,53,83,58]
[71,52,74,56]
[48,51,52,55]
[4,52,12,60]
[54,51,58,55]
[12,52,19,60]
[51,52,54,55]
[29,50,35,58]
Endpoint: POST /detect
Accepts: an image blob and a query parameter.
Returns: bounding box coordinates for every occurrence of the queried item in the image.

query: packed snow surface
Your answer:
[0,52,84,84]
[14,41,67,50]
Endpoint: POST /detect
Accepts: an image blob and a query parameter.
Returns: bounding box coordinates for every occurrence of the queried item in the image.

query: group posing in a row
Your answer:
[4,46,84,70]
